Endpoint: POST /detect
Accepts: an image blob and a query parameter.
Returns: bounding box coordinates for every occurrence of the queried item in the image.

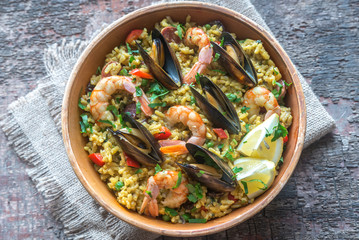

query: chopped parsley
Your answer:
[218,143,224,151]
[126,43,133,54]
[220,37,224,47]
[196,170,205,178]
[273,67,279,75]
[155,164,162,174]
[148,102,167,108]
[206,140,214,148]
[135,168,142,174]
[129,55,135,64]
[172,172,182,189]
[284,81,292,87]
[135,101,141,114]
[79,114,93,133]
[232,139,238,145]
[279,157,284,164]
[213,53,221,62]
[271,122,288,142]
[224,151,234,161]
[162,215,170,222]
[107,105,119,118]
[145,190,152,198]
[232,166,243,174]
[186,183,203,203]
[190,95,196,105]
[188,218,207,223]
[98,120,116,128]
[120,68,129,76]
[256,40,262,44]
[241,179,268,195]
[177,24,184,40]
[181,213,190,222]
[135,86,142,97]
[238,39,247,44]
[225,93,241,103]
[272,80,283,99]
[96,66,101,75]
[165,207,178,217]
[245,123,250,133]
[115,181,124,190]
[148,81,170,101]
[78,97,86,110]
[241,106,250,113]
[204,24,211,30]
[195,73,201,84]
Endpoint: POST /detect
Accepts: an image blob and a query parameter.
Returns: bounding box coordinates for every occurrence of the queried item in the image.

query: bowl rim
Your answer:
[62,1,306,236]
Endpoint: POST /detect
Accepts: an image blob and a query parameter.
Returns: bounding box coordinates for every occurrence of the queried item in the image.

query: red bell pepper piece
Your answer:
[200,206,208,212]
[213,128,228,139]
[125,29,143,43]
[228,193,238,202]
[88,153,105,166]
[124,153,140,168]
[129,68,153,79]
[153,126,172,140]
[283,135,288,143]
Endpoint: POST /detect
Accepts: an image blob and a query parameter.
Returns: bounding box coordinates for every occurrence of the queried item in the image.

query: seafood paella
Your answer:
[78,16,292,223]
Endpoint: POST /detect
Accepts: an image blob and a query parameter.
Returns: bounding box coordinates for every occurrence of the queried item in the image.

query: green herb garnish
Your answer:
[213,53,220,62]
[241,179,268,194]
[79,114,93,133]
[162,215,171,222]
[155,164,162,174]
[136,102,141,114]
[241,106,250,113]
[204,24,211,30]
[78,98,86,110]
[232,166,243,174]
[271,122,288,142]
[165,207,178,217]
[129,55,135,64]
[284,81,292,87]
[218,143,224,151]
[96,66,101,75]
[224,151,234,161]
[206,141,214,148]
[148,81,170,101]
[245,123,250,133]
[220,37,224,47]
[273,67,279,75]
[135,169,142,174]
[186,183,203,203]
[98,120,116,128]
[279,157,284,164]
[141,79,148,87]
[225,93,241,103]
[196,170,205,178]
[181,214,190,222]
[238,39,247,44]
[145,190,152,198]
[195,73,201,84]
[188,218,207,223]
[135,86,142,97]
[190,95,196,105]
[120,68,129,76]
[107,105,119,117]
[126,43,133,54]
[115,181,124,190]
[177,24,184,40]
[172,172,182,189]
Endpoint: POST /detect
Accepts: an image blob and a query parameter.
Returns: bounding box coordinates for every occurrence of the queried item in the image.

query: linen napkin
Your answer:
[1,0,335,239]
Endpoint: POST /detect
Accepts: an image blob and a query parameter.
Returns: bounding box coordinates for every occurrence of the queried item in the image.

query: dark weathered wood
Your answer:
[0,0,358,239]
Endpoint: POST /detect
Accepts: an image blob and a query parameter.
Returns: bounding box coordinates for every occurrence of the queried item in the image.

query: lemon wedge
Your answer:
[237,114,283,166]
[233,157,276,199]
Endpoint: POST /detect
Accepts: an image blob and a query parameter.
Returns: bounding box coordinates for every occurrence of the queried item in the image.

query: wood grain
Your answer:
[0,0,358,239]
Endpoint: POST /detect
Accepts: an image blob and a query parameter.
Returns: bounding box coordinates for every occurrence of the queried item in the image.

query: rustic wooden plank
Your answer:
[0,0,358,239]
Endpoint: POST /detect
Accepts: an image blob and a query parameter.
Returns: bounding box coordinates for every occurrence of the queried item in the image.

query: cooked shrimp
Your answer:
[90,76,153,121]
[183,28,213,84]
[243,86,281,120]
[140,171,189,217]
[166,105,207,146]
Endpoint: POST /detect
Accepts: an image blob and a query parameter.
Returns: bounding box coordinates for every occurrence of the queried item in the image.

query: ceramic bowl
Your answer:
[62,2,306,237]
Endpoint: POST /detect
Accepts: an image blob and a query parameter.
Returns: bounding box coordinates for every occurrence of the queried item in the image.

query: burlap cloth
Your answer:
[1,0,335,239]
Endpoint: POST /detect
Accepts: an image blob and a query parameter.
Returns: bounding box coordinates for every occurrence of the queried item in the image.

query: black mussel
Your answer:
[177,143,237,192]
[212,32,257,87]
[137,28,182,89]
[190,76,240,134]
[109,114,162,166]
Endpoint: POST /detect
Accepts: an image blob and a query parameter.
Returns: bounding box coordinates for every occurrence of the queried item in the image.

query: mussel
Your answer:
[137,28,183,89]
[212,32,258,87]
[109,114,162,166]
[177,143,237,192]
[190,76,240,134]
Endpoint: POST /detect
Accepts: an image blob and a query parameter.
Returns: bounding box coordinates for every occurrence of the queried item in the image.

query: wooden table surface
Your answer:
[1,0,358,239]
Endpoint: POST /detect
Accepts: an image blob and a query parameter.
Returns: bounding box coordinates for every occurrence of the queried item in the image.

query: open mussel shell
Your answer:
[137,28,182,89]
[177,143,237,192]
[109,114,163,166]
[212,32,257,87]
[190,76,240,134]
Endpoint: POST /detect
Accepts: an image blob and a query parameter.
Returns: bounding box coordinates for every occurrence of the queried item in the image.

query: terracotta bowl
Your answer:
[62,2,306,237]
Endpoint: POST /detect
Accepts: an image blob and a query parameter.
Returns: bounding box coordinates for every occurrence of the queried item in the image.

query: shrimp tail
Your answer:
[184,45,213,84]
